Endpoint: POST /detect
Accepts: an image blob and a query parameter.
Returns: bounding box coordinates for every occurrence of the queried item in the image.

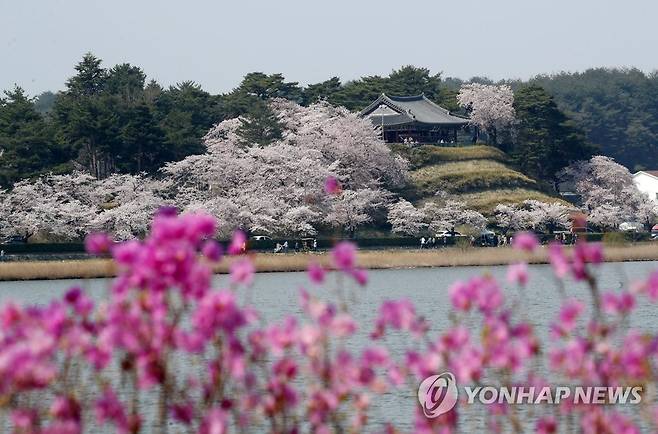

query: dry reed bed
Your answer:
[0,259,116,282]
[2,244,658,282]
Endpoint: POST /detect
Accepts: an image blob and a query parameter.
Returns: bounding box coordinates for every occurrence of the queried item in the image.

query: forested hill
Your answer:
[528,69,658,172]
[1,55,656,188]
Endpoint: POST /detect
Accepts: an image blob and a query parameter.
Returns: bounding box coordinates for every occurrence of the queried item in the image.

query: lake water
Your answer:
[1,261,656,432]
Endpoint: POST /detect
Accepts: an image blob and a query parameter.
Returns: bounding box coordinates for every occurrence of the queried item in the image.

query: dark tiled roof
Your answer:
[360,94,469,126]
[370,112,414,126]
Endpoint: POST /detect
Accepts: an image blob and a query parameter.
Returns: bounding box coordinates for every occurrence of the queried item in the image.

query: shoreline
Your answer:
[1,244,658,282]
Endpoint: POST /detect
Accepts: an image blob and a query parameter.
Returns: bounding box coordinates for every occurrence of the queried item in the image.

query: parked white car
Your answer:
[250,235,272,241]
[435,230,463,238]
[619,222,644,232]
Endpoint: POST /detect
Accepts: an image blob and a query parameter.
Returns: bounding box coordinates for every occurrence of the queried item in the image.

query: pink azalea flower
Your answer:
[230,258,255,286]
[450,345,483,382]
[0,302,22,328]
[50,395,81,422]
[11,408,38,429]
[645,271,658,300]
[361,347,389,366]
[95,388,128,429]
[387,364,405,386]
[170,402,194,425]
[297,324,322,356]
[184,213,216,243]
[602,291,635,315]
[549,337,592,378]
[439,326,470,351]
[617,330,651,379]
[307,262,326,284]
[156,205,178,217]
[193,290,247,337]
[331,241,357,271]
[199,407,228,434]
[512,232,539,252]
[548,242,570,278]
[136,353,165,388]
[331,313,357,337]
[581,409,640,434]
[535,416,557,434]
[475,276,503,313]
[84,233,113,255]
[64,287,94,317]
[351,268,368,286]
[324,176,342,196]
[506,262,528,286]
[174,330,205,353]
[551,298,584,337]
[228,231,247,255]
[111,240,142,266]
[201,240,223,262]
[560,299,584,325]
[449,281,473,311]
[372,299,425,339]
[572,241,604,280]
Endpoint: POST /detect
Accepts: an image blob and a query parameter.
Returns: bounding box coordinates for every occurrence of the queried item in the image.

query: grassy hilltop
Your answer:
[391,144,565,215]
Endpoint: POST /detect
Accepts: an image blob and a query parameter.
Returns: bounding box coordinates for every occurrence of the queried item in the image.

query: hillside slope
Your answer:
[391,144,566,215]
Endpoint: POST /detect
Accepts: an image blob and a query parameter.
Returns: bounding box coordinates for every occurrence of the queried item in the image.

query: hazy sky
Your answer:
[2,0,657,96]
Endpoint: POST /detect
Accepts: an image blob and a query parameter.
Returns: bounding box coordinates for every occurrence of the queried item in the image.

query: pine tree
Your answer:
[118,103,167,173]
[0,87,65,187]
[105,63,147,102]
[512,85,595,188]
[65,53,107,97]
[236,102,282,147]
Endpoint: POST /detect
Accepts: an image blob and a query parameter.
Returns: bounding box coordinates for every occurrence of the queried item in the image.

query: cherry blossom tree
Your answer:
[35,172,102,206]
[0,189,10,238]
[457,83,515,145]
[89,174,168,240]
[163,145,332,236]
[421,199,487,234]
[387,195,487,237]
[0,177,96,241]
[637,199,658,230]
[494,200,572,233]
[387,199,427,236]
[587,203,625,231]
[278,205,321,237]
[522,200,573,233]
[164,100,407,237]
[0,172,168,241]
[324,188,388,237]
[560,156,656,230]
[494,204,527,234]
[181,193,241,235]
[272,99,408,190]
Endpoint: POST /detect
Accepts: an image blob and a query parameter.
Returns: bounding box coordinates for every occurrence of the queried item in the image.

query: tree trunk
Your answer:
[552,176,560,193]
[137,144,142,172]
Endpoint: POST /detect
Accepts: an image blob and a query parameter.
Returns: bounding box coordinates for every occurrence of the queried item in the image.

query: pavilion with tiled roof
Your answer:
[359,94,469,144]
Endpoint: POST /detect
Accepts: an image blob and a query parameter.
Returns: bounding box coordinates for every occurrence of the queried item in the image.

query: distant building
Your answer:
[359,94,469,144]
[633,170,658,202]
